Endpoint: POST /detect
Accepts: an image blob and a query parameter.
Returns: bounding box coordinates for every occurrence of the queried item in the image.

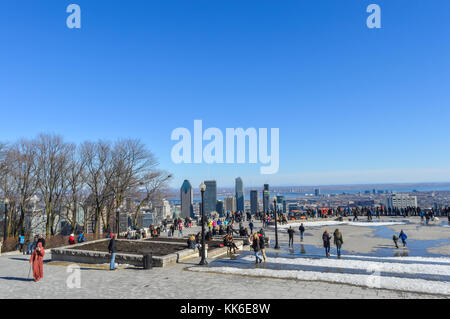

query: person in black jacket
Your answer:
[108,234,118,270]
[37,234,46,248]
[287,226,295,247]
[322,230,331,258]
[299,224,305,242]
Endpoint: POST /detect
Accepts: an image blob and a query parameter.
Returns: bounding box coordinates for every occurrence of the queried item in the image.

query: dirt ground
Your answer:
[69,240,187,256]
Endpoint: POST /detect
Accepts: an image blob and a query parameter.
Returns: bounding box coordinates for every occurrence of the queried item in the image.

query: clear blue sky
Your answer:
[1,0,450,188]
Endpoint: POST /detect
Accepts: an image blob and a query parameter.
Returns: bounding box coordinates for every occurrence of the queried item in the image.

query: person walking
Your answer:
[322,230,332,258]
[29,242,45,282]
[178,222,183,237]
[399,230,407,247]
[333,229,344,258]
[299,223,305,242]
[27,235,38,255]
[108,234,118,270]
[287,226,295,248]
[393,234,399,249]
[252,233,263,263]
[259,233,267,262]
[18,234,25,254]
[249,221,254,234]
[353,209,358,222]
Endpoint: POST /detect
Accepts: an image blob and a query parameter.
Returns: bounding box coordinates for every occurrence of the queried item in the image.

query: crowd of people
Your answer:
[297,206,450,220]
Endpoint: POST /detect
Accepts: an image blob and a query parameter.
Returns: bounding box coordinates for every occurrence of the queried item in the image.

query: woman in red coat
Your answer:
[29,242,45,282]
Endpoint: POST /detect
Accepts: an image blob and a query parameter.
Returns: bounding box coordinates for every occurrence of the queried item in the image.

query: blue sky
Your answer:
[1,0,450,188]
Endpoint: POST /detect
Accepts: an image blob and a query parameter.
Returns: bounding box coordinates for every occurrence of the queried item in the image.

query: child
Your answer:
[399,230,407,247]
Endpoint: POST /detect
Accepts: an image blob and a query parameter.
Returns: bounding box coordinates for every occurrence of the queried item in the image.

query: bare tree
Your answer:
[62,144,87,233]
[110,139,158,232]
[5,139,38,236]
[132,171,173,228]
[35,134,72,236]
[1,135,172,238]
[80,141,115,234]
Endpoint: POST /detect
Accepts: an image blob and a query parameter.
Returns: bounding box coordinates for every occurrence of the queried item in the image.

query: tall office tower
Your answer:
[204,180,217,216]
[263,184,270,213]
[216,200,224,216]
[235,177,244,212]
[250,190,258,214]
[314,188,321,197]
[224,196,236,213]
[277,195,286,213]
[180,180,194,219]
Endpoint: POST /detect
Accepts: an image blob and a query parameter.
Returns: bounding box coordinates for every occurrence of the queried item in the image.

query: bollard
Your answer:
[143,253,152,269]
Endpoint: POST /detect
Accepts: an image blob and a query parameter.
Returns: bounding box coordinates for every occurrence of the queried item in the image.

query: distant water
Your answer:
[168,185,450,203]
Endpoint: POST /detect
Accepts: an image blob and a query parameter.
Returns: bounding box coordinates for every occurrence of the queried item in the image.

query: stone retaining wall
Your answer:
[51,238,245,268]
[51,239,208,267]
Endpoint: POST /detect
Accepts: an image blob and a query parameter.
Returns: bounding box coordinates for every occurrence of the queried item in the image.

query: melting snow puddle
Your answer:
[275,220,408,230]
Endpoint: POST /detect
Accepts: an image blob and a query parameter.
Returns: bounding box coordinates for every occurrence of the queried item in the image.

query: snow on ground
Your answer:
[342,254,450,264]
[276,220,406,229]
[190,266,450,296]
[238,255,450,276]
[189,253,450,296]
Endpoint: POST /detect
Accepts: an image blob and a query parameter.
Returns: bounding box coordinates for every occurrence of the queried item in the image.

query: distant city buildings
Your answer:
[277,195,286,213]
[216,200,224,216]
[204,180,217,215]
[250,190,258,213]
[387,193,418,209]
[235,177,244,212]
[224,196,236,213]
[154,199,172,221]
[314,188,321,197]
[180,180,194,219]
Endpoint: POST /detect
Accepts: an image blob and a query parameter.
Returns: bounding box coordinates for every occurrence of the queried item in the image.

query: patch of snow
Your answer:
[276,220,406,230]
[190,266,450,295]
[239,255,450,276]
[342,254,450,264]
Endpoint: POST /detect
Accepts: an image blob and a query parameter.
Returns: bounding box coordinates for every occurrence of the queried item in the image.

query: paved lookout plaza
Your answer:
[1,217,449,299]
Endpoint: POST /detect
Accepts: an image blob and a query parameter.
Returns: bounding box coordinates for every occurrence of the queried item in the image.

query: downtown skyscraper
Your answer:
[263,184,270,213]
[250,190,258,214]
[180,180,193,219]
[235,177,244,212]
[204,180,217,215]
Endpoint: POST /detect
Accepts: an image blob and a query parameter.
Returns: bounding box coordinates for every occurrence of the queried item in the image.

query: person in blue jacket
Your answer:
[399,230,407,247]
[18,234,25,254]
[77,232,86,243]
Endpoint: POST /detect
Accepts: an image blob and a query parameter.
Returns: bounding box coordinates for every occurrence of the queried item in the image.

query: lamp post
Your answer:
[3,198,9,241]
[273,196,279,249]
[199,182,208,265]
